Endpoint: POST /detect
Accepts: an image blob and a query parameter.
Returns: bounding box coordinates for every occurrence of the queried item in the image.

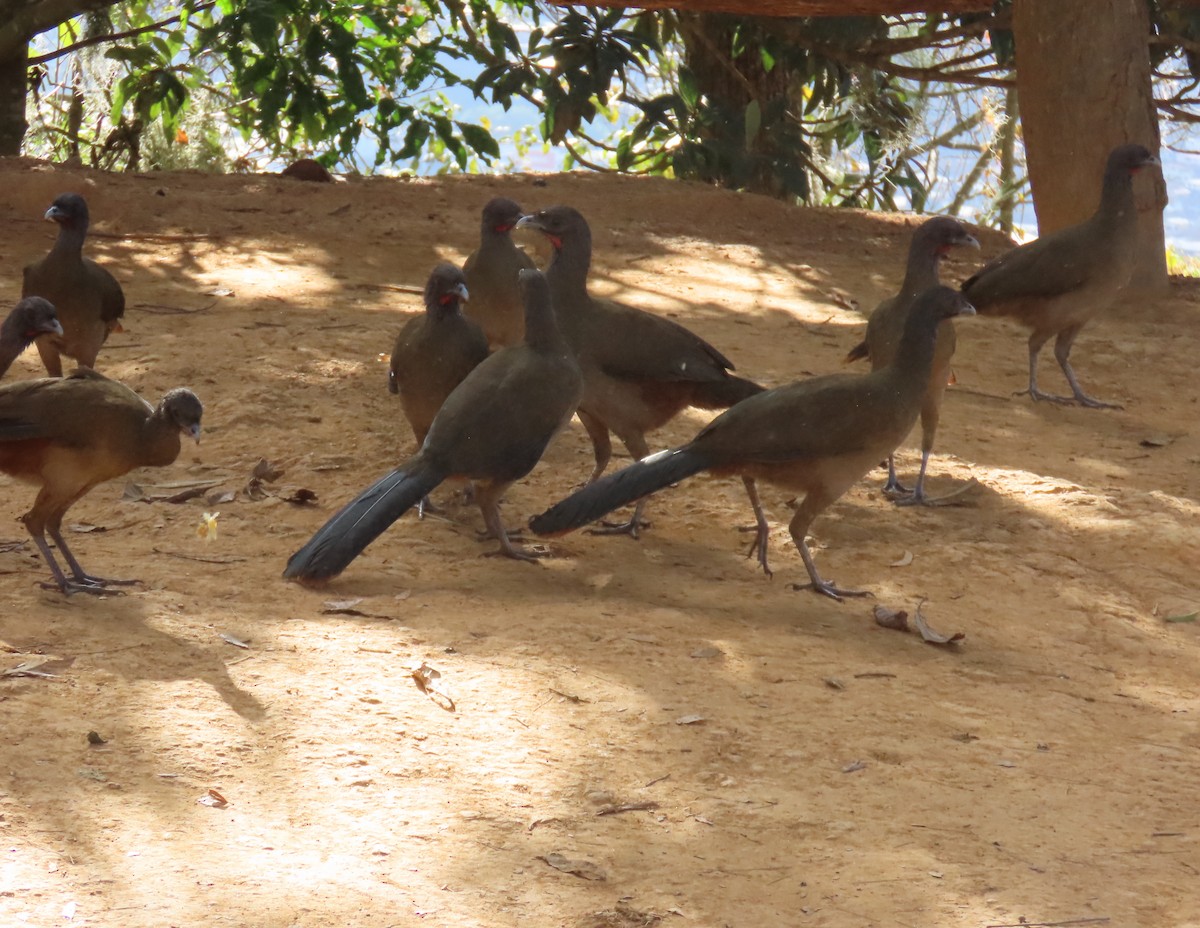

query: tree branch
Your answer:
[27,2,216,67]
[0,0,124,59]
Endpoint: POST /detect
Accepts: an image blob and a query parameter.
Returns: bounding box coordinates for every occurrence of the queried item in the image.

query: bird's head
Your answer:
[44,192,90,228]
[162,388,204,444]
[481,197,525,234]
[917,216,981,258]
[916,285,976,323]
[11,297,63,340]
[516,205,589,253]
[1108,143,1160,176]
[424,262,469,309]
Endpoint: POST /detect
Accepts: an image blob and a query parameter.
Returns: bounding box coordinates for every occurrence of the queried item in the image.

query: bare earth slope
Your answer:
[1,160,1197,928]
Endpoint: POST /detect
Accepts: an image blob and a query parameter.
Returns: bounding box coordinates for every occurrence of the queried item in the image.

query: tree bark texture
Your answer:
[0,40,26,154]
[1013,0,1168,290]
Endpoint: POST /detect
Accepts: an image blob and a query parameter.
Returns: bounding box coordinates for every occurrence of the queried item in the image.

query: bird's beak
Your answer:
[454,282,470,303]
[44,319,64,336]
[186,423,202,444]
[515,214,540,231]
[1144,154,1162,168]
[959,301,977,317]
[44,206,64,223]
[963,233,981,250]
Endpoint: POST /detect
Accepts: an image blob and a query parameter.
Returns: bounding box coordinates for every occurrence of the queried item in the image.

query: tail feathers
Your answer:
[530,446,711,537]
[844,339,869,363]
[690,374,764,410]
[283,456,444,581]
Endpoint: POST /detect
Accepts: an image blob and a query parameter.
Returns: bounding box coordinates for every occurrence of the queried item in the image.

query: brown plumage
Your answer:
[531,287,976,601]
[0,369,203,595]
[388,263,488,517]
[285,269,583,582]
[0,298,63,379]
[22,193,126,377]
[462,197,536,349]
[962,143,1159,408]
[845,216,979,504]
[517,205,764,537]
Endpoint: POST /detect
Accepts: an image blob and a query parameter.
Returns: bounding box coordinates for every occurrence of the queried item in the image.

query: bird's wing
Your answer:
[85,259,125,323]
[582,298,735,384]
[962,227,1094,306]
[691,374,888,465]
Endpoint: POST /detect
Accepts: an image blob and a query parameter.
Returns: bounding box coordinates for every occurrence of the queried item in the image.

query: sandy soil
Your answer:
[0,160,1197,928]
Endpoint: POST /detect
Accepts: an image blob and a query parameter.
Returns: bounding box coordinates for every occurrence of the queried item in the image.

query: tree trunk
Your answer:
[0,39,27,155]
[677,13,795,198]
[1013,0,1168,291]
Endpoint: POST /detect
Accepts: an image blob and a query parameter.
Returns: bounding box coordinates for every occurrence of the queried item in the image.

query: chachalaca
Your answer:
[0,298,63,378]
[845,216,979,504]
[22,193,126,377]
[516,205,763,537]
[962,143,1159,408]
[0,368,203,595]
[530,286,976,601]
[462,197,536,348]
[284,268,582,582]
[388,263,488,515]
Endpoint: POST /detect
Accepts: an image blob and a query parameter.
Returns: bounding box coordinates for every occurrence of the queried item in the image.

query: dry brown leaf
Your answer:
[411,662,456,712]
[873,604,910,631]
[538,852,608,881]
[890,550,914,568]
[252,458,286,482]
[279,486,318,505]
[124,478,224,503]
[198,788,228,808]
[912,600,966,646]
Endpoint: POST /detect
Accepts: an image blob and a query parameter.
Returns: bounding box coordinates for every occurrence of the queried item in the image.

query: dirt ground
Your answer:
[0,159,1197,928]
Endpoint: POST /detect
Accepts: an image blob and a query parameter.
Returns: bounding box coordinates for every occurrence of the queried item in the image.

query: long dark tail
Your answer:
[690,374,764,409]
[530,446,712,536]
[844,339,869,363]
[283,455,445,581]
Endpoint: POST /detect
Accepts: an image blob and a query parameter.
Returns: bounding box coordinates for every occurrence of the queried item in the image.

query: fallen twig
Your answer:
[985,919,1110,928]
[152,548,247,564]
[90,231,225,242]
[596,801,660,816]
[133,299,219,315]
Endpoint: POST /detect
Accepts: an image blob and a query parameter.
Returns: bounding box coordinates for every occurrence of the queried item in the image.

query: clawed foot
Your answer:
[788,579,872,603]
[586,517,650,539]
[882,480,912,499]
[738,525,773,578]
[484,542,551,563]
[40,577,133,597]
[1015,387,1122,410]
[1072,392,1123,410]
[895,478,980,508]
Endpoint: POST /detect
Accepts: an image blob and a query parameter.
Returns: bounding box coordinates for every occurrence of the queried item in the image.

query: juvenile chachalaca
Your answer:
[462,197,536,348]
[517,205,763,536]
[388,263,488,515]
[284,268,582,582]
[531,286,976,601]
[0,368,203,595]
[22,193,126,377]
[962,143,1159,408]
[845,216,979,504]
[0,298,63,378]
